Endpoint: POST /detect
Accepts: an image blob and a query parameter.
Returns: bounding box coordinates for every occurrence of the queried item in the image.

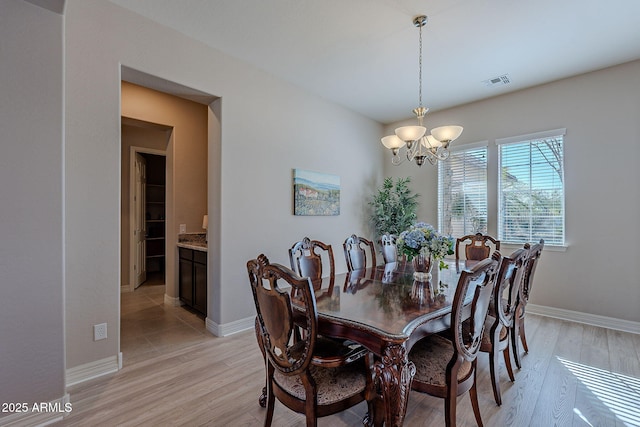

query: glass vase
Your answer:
[412,252,433,282]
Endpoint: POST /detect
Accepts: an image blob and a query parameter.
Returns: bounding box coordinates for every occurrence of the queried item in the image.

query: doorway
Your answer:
[121,118,171,293]
[139,152,166,286]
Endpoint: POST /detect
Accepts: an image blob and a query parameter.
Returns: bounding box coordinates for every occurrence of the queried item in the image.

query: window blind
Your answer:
[497,130,565,245]
[438,143,488,237]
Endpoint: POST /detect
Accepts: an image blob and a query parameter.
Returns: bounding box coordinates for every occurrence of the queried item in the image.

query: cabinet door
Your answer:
[179,257,194,306]
[193,261,207,316]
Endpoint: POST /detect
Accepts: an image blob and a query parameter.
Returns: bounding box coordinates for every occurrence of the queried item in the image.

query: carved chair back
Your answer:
[248,255,317,376]
[493,248,529,329]
[519,239,544,306]
[288,237,335,289]
[455,233,501,261]
[380,234,400,264]
[452,251,501,363]
[343,234,376,271]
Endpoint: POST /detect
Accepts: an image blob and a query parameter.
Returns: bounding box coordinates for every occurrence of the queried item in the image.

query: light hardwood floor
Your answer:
[54,282,640,427]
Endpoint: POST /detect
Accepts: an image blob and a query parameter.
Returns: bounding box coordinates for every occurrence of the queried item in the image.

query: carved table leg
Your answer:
[373,344,416,427]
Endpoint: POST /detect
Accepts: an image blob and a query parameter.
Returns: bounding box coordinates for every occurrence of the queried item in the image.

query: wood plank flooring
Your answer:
[53,282,640,426]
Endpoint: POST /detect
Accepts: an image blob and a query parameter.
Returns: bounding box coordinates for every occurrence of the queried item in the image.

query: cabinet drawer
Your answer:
[179,247,193,260]
[194,250,207,264]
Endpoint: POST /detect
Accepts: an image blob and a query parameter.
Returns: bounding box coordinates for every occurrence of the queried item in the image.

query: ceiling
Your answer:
[109,0,640,125]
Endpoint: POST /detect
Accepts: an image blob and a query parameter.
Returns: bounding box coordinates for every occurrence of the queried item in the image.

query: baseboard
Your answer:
[164,293,182,307]
[205,316,254,337]
[0,394,70,427]
[528,304,640,334]
[65,355,119,388]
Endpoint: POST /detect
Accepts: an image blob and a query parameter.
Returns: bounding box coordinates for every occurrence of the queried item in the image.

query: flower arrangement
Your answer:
[396,222,454,262]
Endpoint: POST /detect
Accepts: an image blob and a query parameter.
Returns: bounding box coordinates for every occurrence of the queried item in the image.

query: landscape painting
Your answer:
[293,169,340,216]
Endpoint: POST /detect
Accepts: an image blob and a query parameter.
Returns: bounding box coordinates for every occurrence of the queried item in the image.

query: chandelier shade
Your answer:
[380,15,463,166]
[381,135,406,150]
[395,125,426,142]
[430,125,464,145]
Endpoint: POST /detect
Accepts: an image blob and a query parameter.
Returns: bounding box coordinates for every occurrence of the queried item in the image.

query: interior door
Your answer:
[134,152,147,288]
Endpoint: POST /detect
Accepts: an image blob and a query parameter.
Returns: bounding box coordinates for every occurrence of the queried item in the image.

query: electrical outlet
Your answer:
[179,224,186,234]
[94,323,107,341]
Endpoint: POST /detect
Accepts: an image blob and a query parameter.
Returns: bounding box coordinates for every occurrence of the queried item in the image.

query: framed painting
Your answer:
[293,169,340,216]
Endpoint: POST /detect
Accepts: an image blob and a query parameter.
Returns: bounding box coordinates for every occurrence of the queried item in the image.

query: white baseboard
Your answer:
[164,293,182,307]
[0,394,70,427]
[205,316,254,337]
[65,355,119,387]
[528,304,640,334]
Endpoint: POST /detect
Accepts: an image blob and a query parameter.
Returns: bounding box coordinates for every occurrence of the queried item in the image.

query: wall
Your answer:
[120,121,171,289]
[384,60,640,323]
[64,0,383,371]
[0,0,65,415]
[121,82,208,300]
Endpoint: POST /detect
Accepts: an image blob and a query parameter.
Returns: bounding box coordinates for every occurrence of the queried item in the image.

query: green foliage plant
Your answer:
[369,177,419,238]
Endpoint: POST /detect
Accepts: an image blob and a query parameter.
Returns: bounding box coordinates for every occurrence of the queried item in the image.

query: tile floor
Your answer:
[120,273,214,366]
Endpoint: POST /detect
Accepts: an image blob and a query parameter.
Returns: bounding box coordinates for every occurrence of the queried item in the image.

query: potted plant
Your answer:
[369,177,419,239]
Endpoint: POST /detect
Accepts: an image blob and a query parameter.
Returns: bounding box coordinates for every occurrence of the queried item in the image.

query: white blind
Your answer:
[438,144,488,237]
[497,131,565,245]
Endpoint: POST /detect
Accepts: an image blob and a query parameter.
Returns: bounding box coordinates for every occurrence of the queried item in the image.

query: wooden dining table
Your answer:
[291,258,478,427]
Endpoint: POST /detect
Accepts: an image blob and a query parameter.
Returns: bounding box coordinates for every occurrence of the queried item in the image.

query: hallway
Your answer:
[120,275,213,366]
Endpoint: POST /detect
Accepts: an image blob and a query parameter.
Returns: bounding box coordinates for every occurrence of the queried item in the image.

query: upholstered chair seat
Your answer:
[410,334,473,389]
[273,359,368,406]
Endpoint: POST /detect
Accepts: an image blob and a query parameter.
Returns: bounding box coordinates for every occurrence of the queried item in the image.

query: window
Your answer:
[438,142,488,237]
[497,129,565,246]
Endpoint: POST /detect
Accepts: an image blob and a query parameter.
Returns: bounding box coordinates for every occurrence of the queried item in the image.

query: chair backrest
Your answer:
[451,251,501,362]
[493,248,529,329]
[455,233,501,261]
[520,239,544,305]
[380,234,399,264]
[343,234,376,271]
[247,254,317,376]
[289,237,335,288]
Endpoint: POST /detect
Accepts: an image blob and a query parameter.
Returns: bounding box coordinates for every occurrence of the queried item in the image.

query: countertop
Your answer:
[177,242,207,252]
[177,232,207,252]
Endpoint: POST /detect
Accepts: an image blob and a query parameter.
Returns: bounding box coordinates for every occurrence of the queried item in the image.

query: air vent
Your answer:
[483,74,511,87]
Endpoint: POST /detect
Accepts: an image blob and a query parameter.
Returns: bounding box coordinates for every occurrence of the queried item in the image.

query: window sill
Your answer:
[500,242,567,253]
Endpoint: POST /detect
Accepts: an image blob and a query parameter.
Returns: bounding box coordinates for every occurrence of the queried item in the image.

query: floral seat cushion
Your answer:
[409,334,472,387]
[273,360,368,405]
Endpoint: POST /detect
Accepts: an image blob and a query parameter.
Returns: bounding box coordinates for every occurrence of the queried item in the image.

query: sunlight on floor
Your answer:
[558,357,640,426]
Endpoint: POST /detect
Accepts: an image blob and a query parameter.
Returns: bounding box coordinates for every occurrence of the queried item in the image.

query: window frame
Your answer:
[496,128,566,247]
[438,141,489,238]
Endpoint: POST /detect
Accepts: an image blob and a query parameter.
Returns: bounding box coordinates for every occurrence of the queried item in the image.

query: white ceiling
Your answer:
[110,0,640,124]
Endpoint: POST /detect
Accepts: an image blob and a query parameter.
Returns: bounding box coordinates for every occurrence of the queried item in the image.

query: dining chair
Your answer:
[288,237,368,365]
[408,251,501,427]
[512,239,544,369]
[455,233,501,261]
[247,255,376,427]
[343,234,376,271]
[479,247,528,405]
[289,237,335,289]
[380,234,401,264]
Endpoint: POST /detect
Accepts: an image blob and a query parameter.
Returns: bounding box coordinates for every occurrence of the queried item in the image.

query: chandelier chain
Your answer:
[418,21,423,108]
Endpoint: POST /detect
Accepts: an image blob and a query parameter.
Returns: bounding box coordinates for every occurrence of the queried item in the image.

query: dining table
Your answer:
[291,258,479,427]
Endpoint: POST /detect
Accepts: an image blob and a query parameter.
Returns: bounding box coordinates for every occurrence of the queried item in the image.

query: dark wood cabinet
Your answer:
[178,247,207,316]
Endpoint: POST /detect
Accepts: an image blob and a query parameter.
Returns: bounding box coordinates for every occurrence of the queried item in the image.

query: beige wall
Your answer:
[384,60,640,323]
[64,0,383,371]
[120,82,208,299]
[0,0,65,414]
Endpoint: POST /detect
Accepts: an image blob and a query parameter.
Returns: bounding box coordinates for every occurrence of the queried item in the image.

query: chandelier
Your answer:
[381,15,463,167]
